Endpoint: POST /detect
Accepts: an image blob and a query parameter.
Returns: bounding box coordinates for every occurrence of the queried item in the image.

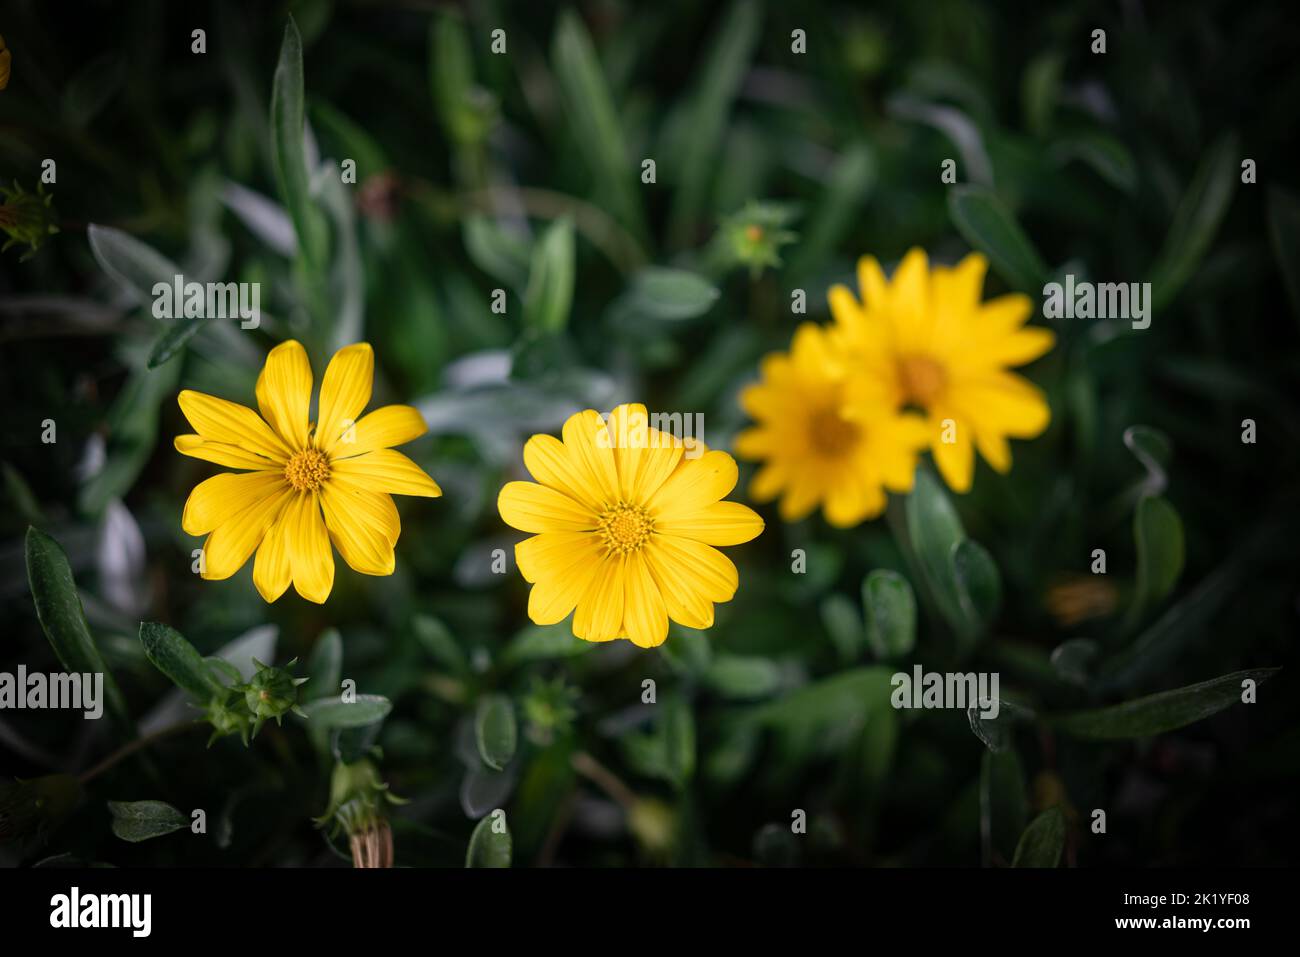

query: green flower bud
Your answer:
[239,657,309,738]
[712,201,798,279]
[314,758,405,867]
[0,180,59,262]
[203,690,253,746]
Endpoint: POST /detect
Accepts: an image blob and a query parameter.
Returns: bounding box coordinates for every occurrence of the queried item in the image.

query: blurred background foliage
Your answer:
[1,0,1298,867]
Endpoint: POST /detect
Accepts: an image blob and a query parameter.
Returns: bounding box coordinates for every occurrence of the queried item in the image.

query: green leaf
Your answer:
[523,217,575,333]
[1051,668,1278,740]
[662,693,696,788]
[1021,53,1063,136]
[413,615,469,674]
[1267,185,1300,321]
[619,267,719,321]
[1051,131,1138,193]
[968,696,1036,753]
[306,629,342,701]
[819,592,862,662]
[87,224,179,303]
[704,655,782,700]
[949,538,1002,635]
[430,11,494,148]
[270,16,327,271]
[463,215,532,290]
[62,54,125,129]
[108,800,188,843]
[902,468,969,631]
[785,143,875,280]
[1012,806,1066,868]
[552,11,644,238]
[139,622,222,703]
[981,749,1028,865]
[146,318,204,368]
[862,569,917,659]
[1122,424,1172,493]
[465,812,512,867]
[667,0,762,245]
[1129,494,1185,622]
[475,694,517,771]
[1150,133,1238,312]
[947,185,1049,292]
[300,694,392,728]
[500,622,593,667]
[24,528,132,734]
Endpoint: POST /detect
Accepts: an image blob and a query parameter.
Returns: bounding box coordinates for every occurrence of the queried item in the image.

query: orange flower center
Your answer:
[284,448,330,491]
[598,503,654,555]
[898,354,947,407]
[809,407,859,456]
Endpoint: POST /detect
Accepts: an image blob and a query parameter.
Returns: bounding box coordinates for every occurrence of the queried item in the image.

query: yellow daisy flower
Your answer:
[498,403,764,648]
[829,248,1055,493]
[175,340,442,604]
[734,322,929,527]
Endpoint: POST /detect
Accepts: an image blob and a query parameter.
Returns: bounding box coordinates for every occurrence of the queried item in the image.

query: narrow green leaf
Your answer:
[500,622,593,667]
[24,528,132,734]
[270,16,326,270]
[523,217,575,333]
[620,267,719,321]
[1130,494,1185,621]
[306,628,342,701]
[551,11,644,238]
[862,569,917,659]
[1051,668,1278,740]
[1267,185,1300,321]
[463,215,532,290]
[108,800,188,843]
[465,812,512,867]
[475,694,517,771]
[981,749,1028,865]
[87,224,178,303]
[1150,133,1238,312]
[947,185,1049,293]
[139,622,222,703]
[1051,131,1138,193]
[705,655,781,700]
[1012,806,1066,867]
[147,318,204,368]
[819,592,862,662]
[662,693,696,788]
[949,538,1002,634]
[300,694,392,728]
[1122,424,1172,493]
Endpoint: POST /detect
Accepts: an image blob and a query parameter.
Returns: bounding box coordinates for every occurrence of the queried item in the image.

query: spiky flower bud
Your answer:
[0,180,59,261]
[314,758,405,868]
[239,657,309,738]
[712,200,798,279]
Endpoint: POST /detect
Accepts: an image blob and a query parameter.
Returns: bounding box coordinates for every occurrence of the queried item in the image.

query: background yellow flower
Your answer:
[830,248,1055,493]
[735,322,929,527]
[176,340,441,603]
[498,403,763,648]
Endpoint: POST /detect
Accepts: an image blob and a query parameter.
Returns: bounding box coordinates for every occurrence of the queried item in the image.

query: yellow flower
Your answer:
[175,340,441,603]
[734,322,929,527]
[498,404,764,647]
[829,248,1055,493]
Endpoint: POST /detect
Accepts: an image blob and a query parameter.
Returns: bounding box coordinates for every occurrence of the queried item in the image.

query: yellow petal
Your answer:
[178,390,292,463]
[642,539,716,629]
[201,488,293,580]
[656,500,764,545]
[320,481,396,575]
[622,551,669,648]
[328,404,428,458]
[255,340,312,450]
[175,434,281,471]
[571,555,625,642]
[523,433,604,512]
[856,255,890,310]
[562,409,620,506]
[931,416,975,493]
[330,449,442,497]
[976,326,1055,367]
[286,491,334,603]
[315,342,373,451]
[327,475,401,543]
[183,471,286,536]
[650,535,738,603]
[518,534,604,624]
[957,373,1051,437]
[975,429,1012,473]
[498,480,597,533]
[647,450,738,520]
[605,403,686,503]
[253,505,294,602]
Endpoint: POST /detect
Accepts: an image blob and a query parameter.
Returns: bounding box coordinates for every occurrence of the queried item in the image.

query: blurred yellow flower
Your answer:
[175,340,441,603]
[0,34,10,91]
[830,248,1055,493]
[735,322,929,527]
[498,403,763,647]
